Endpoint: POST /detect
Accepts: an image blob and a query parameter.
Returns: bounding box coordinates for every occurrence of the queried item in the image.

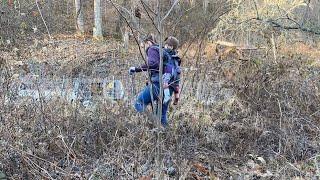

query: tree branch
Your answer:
[161,0,180,22]
[108,0,146,64]
[266,19,320,35]
[110,1,140,30]
[35,0,52,39]
[228,16,320,35]
[140,0,160,33]
[109,0,157,112]
[252,0,260,19]
[140,0,157,15]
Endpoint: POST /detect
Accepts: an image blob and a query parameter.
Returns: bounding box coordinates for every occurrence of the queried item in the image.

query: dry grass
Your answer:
[0,37,319,179]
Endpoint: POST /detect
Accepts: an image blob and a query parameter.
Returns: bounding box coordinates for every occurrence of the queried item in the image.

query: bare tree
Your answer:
[93,0,103,40]
[115,0,131,50]
[115,0,129,38]
[75,0,84,35]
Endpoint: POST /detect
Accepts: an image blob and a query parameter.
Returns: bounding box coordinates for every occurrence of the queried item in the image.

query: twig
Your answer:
[23,155,54,179]
[271,33,277,63]
[252,0,260,19]
[277,98,282,128]
[140,0,160,33]
[314,157,320,178]
[140,0,157,15]
[112,1,140,30]
[8,144,67,174]
[108,0,146,67]
[35,0,52,39]
[161,0,180,22]
[88,160,100,180]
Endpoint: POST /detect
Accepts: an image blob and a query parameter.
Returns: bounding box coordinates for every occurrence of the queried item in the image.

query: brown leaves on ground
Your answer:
[193,162,209,175]
[139,175,152,180]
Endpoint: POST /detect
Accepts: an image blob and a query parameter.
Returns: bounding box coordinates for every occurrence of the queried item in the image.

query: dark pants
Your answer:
[134,83,174,126]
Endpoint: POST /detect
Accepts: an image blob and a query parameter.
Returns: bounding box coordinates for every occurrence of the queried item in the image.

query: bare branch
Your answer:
[108,0,145,63]
[266,19,320,35]
[252,0,260,19]
[35,0,52,39]
[110,1,140,30]
[161,0,180,22]
[140,0,157,15]
[225,15,320,35]
[140,0,160,33]
[109,0,156,112]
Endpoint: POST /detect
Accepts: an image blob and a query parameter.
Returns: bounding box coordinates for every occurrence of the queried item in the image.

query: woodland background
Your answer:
[0,0,320,179]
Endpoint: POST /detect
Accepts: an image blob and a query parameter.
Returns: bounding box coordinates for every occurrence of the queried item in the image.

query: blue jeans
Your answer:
[134,83,173,126]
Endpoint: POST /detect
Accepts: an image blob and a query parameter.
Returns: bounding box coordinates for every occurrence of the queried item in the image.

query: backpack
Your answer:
[163,48,181,86]
[148,45,181,85]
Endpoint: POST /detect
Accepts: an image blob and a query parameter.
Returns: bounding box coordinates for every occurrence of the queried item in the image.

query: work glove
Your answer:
[129,67,136,75]
[163,88,171,104]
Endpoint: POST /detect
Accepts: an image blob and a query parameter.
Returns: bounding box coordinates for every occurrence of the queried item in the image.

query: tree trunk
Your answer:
[310,0,320,25]
[115,0,129,39]
[123,26,129,51]
[8,0,13,7]
[189,0,195,7]
[203,0,209,13]
[75,0,84,34]
[93,0,103,40]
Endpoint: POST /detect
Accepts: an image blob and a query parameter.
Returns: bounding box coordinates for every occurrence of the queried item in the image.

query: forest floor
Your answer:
[0,35,320,179]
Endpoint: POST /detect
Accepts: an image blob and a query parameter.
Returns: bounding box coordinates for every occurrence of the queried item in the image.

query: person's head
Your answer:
[143,34,157,49]
[164,36,179,50]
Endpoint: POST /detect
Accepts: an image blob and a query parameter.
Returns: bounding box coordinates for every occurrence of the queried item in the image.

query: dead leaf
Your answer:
[193,163,209,175]
[191,173,202,180]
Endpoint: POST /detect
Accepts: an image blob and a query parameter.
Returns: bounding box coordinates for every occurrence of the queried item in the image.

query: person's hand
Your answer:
[163,88,171,104]
[173,90,180,105]
[129,67,136,75]
[173,97,179,105]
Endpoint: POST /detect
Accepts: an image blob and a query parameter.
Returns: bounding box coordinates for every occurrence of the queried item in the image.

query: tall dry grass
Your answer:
[0,37,319,179]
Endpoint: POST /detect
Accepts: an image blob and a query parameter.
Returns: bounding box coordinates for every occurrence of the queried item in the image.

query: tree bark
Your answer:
[116,0,129,38]
[93,0,103,40]
[75,0,84,34]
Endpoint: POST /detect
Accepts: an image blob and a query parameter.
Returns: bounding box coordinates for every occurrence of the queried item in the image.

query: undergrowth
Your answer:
[0,37,319,179]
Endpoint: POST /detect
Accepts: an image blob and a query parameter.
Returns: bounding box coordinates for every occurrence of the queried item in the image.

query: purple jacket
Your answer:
[135,46,160,73]
[135,46,160,82]
[135,45,174,83]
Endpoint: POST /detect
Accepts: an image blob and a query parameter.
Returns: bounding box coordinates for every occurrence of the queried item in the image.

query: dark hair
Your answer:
[143,34,157,44]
